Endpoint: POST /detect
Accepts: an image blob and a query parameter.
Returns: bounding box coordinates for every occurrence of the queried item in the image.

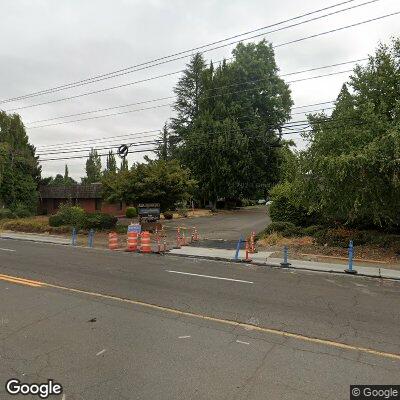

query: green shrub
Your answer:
[2,219,69,234]
[12,203,33,218]
[83,212,117,230]
[269,182,312,226]
[303,225,325,236]
[177,207,188,217]
[57,204,86,228]
[115,224,128,234]
[163,211,173,220]
[15,208,33,218]
[49,214,65,227]
[240,199,257,207]
[0,208,16,220]
[313,228,386,247]
[125,207,137,218]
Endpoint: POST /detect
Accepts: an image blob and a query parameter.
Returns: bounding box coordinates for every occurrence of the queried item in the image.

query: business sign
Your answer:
[127,224,141,234]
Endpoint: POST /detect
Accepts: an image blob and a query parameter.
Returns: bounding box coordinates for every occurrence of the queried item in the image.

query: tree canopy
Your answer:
[40,165,77,187]
[104,150,117,175]
[0,111,41,212]
[102,159,196,211]
[272,38,400,229]
[163,40,292,206]
[82,149,102,183]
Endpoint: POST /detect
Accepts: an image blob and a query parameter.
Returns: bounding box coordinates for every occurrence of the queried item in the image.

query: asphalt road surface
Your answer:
[0,239,399,399]
[162,206,270,242]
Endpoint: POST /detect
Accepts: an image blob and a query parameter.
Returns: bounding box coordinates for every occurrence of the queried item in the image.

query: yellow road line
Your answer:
[1,272,400,361]
[43,282,400,361]
[0,274,43,287]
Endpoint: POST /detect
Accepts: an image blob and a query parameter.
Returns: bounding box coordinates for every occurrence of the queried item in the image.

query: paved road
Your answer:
[0,239,399,399]
[162,206,269,242]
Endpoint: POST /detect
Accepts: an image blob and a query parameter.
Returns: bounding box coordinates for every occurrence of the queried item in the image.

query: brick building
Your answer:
[39,183,126,216]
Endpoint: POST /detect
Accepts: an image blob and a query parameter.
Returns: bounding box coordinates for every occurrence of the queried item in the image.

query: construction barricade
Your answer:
[249,231,257,253]
[140,231,152,253]
[155,227,168,253]
[108,232,119,250]
[126,231,138,252]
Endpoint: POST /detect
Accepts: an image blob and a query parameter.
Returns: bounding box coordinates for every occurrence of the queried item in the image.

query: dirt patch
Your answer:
[257,233,400,269]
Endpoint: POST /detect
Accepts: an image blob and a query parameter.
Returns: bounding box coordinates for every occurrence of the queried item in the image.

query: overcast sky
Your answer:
[1,0,398,179]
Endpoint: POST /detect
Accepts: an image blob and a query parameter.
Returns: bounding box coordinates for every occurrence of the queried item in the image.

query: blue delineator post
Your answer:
[71,227,77,246]
[345,240,357,274]
[234,235,244,261]
[280,245,291,268]
[88,229,94,248]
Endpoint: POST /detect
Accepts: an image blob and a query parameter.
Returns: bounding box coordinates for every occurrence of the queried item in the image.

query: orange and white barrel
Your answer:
[126,231,138,252]
[140,231,152,253]
[108,232,119,250]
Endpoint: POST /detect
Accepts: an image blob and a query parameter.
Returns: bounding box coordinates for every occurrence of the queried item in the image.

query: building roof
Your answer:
[39,183,102,199]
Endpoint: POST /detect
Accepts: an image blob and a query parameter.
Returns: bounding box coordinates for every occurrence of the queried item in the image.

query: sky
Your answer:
[0,0,399,179]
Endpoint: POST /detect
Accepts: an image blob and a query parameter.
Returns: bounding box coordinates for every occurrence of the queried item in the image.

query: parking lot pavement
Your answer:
[1,279,399,400]
[162,206,269,241]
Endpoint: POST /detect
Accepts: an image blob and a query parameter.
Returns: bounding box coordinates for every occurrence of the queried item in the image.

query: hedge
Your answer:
[269,182,315,226]
[0,209,16,220]
[83,212,117,230]
[48,205,117,230]
[125,207,137,218]
[2,219,69,234]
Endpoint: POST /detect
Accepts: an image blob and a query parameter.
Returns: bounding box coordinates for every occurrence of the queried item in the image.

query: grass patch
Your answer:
[0,216,70,234]
[258,221,400,251]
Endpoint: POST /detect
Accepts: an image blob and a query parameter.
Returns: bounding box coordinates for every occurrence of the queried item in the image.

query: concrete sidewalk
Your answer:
[169,246,400,281]
[0,231,70,245]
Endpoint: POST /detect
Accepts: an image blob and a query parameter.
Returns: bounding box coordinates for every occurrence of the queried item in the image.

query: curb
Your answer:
[0,235,71,246]
[165,252,400,282]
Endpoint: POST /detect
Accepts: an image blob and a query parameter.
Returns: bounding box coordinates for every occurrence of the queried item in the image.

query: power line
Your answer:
[38,128,302,161]
[28,68,352,130]
[39,146,158,162]
[36,129,160,149]
[36,118,304,154]
[34,104,334,152]
[35,99,337,151]
[36,133,160,154]
[7,5,391,113]
[291,106,334,116]
[37,136,161,156]
[38,113,378,161]
[37,119,327,157]
[0,0,366,104]
[27,58,363,126]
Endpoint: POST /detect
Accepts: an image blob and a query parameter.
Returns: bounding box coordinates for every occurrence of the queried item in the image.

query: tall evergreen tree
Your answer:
[119,157,129,172]
[155,123,174,161]
[82,149,102,183]
[104,150,117,174]
[170,53,207,143]
[171,41,292,203]
[0,111,41,212]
